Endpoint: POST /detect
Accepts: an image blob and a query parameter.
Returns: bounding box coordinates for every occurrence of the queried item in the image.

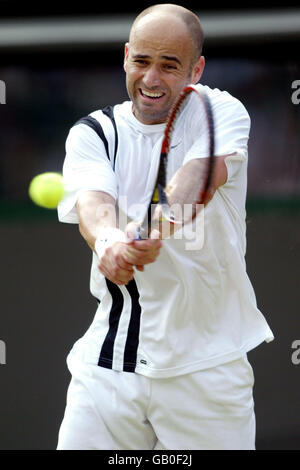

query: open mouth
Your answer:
[139,89,165,100]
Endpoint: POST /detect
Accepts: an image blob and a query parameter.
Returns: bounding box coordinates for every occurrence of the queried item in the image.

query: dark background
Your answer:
[0,2,299,450]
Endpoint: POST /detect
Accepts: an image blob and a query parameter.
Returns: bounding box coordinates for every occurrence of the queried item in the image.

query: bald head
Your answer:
[124,3,205,124]
[130,4,204,65]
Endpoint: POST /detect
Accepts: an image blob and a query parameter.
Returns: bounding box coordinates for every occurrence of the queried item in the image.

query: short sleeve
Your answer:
[213,94,251,158]
[57,123,118,224]
[183,88,251,172]
[211,93,250,213]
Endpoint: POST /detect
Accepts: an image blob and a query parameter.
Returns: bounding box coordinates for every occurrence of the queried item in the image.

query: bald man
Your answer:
[57,4,273,450]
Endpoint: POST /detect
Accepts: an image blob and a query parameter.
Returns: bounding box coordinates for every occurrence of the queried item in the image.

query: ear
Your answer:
[191,56,205,84]
[123,42,129,72]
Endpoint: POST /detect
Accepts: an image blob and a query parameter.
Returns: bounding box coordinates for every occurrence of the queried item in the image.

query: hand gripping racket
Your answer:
[136,84,215,239]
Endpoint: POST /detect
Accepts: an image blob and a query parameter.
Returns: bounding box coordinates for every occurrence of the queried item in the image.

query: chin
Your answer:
[134,104,169,124]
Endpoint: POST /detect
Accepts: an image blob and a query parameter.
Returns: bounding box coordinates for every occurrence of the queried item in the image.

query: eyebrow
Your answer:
[162,55,182,66]
[132,53,182,66]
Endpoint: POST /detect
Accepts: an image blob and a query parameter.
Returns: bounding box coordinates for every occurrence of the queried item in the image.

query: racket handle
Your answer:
[135,226,142,240]
[135,225,149,240]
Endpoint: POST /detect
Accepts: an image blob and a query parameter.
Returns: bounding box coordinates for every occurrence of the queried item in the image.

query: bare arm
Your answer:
[76,190,117,251]
[152,154,230,238]
[202,154,229,204]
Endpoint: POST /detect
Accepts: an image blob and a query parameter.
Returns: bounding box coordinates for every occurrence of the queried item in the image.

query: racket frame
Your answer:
[141,84,215,238]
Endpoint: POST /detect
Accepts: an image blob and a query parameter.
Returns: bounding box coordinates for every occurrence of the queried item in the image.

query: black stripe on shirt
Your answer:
[97,279,142,373]
[123,280,142,372]
[102,105,118,170]
[98,279,124,369]
[74,115,110,160]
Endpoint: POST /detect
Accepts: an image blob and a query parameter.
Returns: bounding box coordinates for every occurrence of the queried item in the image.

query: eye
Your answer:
[134,59,148,66]
[164,63,177,70]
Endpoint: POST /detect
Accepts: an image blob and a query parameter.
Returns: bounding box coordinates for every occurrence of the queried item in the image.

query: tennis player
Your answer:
[56,4,274,450]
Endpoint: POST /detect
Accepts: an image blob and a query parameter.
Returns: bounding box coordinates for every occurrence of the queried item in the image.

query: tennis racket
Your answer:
[136,84,215,239]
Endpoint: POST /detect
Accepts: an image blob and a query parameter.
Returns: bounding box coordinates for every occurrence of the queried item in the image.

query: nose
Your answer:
[143,65,162,88]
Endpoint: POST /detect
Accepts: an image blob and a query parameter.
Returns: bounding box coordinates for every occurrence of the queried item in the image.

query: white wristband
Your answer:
[94,227,126,261]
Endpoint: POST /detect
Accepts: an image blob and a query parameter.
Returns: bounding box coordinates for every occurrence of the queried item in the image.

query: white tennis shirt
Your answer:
[58,84,274,378]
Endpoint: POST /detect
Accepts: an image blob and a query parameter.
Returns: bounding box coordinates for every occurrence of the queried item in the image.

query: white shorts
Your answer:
[57,353,256,450]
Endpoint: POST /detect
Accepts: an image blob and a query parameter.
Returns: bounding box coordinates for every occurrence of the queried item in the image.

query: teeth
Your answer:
[141,89,163,98]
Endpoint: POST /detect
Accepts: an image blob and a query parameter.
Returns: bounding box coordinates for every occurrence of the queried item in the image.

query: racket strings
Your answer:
[145,86,215,232]
[161,88,215,223]
[163,91,191,154]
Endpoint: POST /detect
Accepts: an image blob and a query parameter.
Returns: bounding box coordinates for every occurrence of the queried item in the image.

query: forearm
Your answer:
[76,190,117,251]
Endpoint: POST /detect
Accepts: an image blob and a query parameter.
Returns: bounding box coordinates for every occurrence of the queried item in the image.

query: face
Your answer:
[124,14,205,125]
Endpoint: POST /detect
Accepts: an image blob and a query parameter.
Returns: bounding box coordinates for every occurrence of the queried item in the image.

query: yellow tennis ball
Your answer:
[28,172,64,209]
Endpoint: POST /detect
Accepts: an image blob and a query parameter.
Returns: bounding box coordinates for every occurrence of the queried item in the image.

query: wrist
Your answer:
[94,227,126,261]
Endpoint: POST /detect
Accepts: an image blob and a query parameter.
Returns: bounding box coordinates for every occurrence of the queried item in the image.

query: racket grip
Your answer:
[135,226,142,240]
[135,225,149,240]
